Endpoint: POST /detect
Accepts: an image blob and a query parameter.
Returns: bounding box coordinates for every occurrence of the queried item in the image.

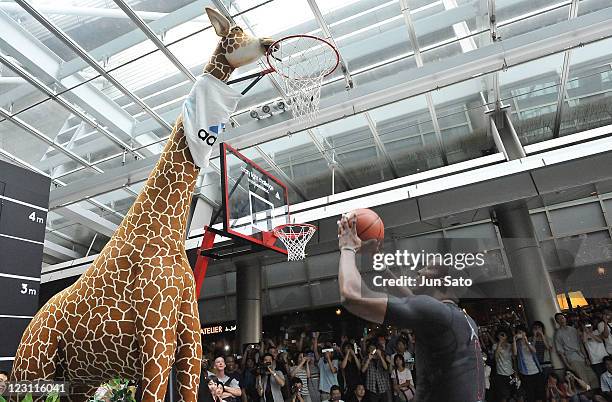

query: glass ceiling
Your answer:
[0,0,611,264]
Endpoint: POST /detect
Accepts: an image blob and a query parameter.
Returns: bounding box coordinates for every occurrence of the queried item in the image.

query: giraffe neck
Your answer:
[203,43,235,82]
[116,125,198,249]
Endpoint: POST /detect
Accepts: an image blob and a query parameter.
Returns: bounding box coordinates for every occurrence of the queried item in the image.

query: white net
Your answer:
[267,35,339,123]
[273,224,317,261]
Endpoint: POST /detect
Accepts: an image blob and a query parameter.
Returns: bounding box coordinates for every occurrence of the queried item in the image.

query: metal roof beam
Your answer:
[0,106,103,173]
[55,204,118,237]
[0,10,137,138]
[43,240,80,260]
[363,112,399,178]
[399,0,448,165]
[552,0,580,138]
[305,0,353,89]
[15,0,173,133]
[112,0,197,83]
[0,53,141,157]
[253,146,309,201]
[48,10,612,207]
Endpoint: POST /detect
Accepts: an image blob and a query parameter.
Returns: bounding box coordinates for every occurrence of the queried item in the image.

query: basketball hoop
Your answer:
[273,223,317,261]
[266,35,340,123]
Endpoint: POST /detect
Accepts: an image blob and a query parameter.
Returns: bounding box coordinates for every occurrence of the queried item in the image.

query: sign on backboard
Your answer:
[221,143,289,255]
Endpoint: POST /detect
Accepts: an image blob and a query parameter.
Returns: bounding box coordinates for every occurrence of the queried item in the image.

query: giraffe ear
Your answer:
[205,7,230,37]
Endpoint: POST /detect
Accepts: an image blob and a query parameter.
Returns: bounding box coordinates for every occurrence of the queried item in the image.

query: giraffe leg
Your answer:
[133,266,181,402]
[175,272,202,402]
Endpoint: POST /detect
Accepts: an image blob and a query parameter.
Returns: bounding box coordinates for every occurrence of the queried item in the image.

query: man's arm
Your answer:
[223,379,242,398]
[361,355,371,373]
[378,351,388,371]
[272,370,285,387]
[338,215,450,328]
[327,357,338,374]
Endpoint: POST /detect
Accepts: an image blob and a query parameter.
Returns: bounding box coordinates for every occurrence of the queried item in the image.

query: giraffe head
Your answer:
[204,7,274,80]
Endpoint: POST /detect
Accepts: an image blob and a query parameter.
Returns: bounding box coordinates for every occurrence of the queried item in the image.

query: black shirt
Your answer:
[383,295,485,402]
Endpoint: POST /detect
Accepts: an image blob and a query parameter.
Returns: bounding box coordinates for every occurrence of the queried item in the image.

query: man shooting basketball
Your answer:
[337,214,485,402]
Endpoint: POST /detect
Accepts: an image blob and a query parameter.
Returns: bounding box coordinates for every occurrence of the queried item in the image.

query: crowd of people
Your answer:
[200,302,612,402]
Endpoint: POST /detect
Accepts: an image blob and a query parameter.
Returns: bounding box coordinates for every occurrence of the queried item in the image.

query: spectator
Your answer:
[212,356,242,402]
[226,355,241,382]
[329,385,344,402]
[269,346,288,376]
[390,354,414,402]
[256,353,286,402]
[314,333,340,401]
[346,384,370,402]
[596,309,612,356]
[291,352,312,402]
[554,313,599,389]
[558,370,591,402]
[0,371,7,396]
[513,325,544,402]
[492,328,523,402]
[208,376,226,402]
[306,350,322,402]
[340,342,361,397]
[361,344,391,402]
[290,377,306,402]
[582,320,609,379]
[531,321,554,377]
[596,355,612,402]
[483,354,493,402]
[241,357,258,402]
[390,339,413,371]
[546,373,564,402]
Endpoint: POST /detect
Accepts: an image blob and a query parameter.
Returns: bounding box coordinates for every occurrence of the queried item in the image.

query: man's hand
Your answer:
[338,214,362,251]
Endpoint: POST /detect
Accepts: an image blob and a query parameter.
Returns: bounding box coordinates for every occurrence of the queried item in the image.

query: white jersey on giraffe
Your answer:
[182,74,242,168]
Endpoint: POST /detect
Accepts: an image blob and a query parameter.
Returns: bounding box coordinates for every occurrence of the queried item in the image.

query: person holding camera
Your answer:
[513,325,544,402]
[559,370,591,402]
[361,344,390,402]
[530,321,554,378]
[256,353,286,402]
[492,328,523,402]
[290,377,307,402]
[314,334,340,402]
[291,352,312,402]
[341,342,361,398]
[582,319,608,379]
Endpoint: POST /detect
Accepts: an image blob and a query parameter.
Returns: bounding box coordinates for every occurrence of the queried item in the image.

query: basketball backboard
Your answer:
[220,143,289,255]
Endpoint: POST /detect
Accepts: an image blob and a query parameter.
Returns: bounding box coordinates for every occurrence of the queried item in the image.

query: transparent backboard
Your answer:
[221,143,289,254]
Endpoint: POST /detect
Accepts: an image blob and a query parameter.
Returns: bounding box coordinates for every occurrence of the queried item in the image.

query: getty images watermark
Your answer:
[370,250,486,288]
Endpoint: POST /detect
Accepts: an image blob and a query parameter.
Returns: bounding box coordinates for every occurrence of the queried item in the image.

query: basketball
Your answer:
[348,208,384,241]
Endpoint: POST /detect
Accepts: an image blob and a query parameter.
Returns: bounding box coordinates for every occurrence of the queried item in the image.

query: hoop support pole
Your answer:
[194,226,217,298]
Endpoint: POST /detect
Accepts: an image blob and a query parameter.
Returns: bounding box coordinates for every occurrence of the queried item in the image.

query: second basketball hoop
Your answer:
[266,35,340,123]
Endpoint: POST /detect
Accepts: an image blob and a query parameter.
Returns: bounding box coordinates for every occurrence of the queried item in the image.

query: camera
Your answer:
[322,348,334,354]
[254,362,271,376]
[201,358,210,371]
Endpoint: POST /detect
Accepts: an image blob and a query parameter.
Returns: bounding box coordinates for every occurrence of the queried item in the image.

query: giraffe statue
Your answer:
[10,8,274,402]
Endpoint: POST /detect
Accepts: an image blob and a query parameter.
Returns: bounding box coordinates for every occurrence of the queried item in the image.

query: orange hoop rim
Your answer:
[266,34,340,80]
